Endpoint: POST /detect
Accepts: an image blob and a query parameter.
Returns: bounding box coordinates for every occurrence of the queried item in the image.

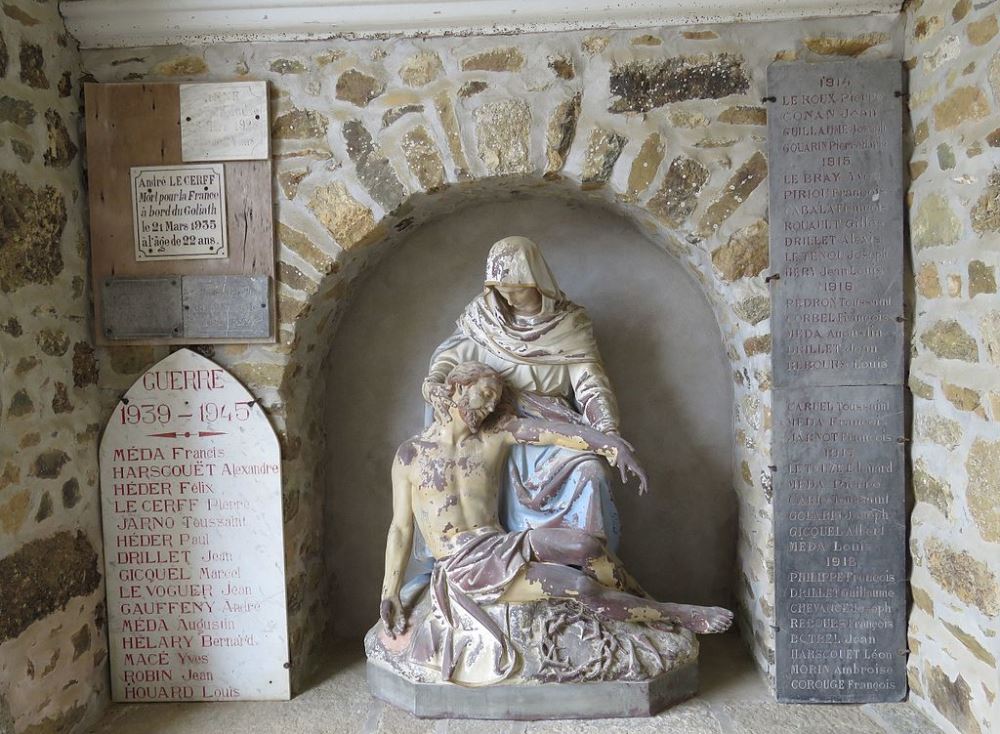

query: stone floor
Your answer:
[90,634,943,734]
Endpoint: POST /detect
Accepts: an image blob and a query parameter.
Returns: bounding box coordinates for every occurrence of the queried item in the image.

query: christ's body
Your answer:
[380,362,733,638]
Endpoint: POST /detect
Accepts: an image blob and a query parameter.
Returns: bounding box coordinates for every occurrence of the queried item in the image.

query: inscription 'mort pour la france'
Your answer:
[768,60,906,703]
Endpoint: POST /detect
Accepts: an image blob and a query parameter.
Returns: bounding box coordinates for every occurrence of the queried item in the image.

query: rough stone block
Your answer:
[399,52,443,87]
[609,55,749,113]
[647,157,709,227]
[308,182,378,249]
[544,94,580,176]
[924,537,1000,615]
[697,151,766,236]
[343,120,406,211]
[474,99,531,175]
[0,531,101,643]
[336,69,384,107]
[581,128,627,188]
[624,133,664,201]
[401,126,446,192]
[273,109,329,140]
[461,48,525,72]
[801,33,889,57]
[0,172,65,293]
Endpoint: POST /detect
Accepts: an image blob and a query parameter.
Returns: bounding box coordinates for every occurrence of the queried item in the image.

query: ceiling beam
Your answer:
[61,0,902,49]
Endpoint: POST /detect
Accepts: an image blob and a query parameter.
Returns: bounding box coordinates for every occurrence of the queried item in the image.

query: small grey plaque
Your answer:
[773,385,906,703]
[102,278,183,339]
[768,60,904,389]
[181,275,271,339]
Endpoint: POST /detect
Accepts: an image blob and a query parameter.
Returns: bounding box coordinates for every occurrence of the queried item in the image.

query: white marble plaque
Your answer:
[100,349,289,702]
[131,164,228,261]
[180,82,269,162]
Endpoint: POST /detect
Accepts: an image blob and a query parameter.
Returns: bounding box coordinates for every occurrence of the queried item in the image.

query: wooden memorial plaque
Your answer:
[100,349,290,702]
[84,82,275,345]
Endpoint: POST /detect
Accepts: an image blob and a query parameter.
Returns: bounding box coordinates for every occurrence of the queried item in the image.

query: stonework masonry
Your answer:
[11,6,991,734]
[905,1,1000,733]
[74,17,902,714]
[0,2,108,733]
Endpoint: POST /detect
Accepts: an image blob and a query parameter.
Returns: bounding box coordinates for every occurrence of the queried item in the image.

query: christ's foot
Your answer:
[673,605,734,634]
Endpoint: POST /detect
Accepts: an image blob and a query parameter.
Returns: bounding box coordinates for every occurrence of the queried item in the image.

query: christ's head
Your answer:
[445,362,503,431]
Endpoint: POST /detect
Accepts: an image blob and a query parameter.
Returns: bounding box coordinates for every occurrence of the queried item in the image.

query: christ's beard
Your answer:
[459,404,489,431]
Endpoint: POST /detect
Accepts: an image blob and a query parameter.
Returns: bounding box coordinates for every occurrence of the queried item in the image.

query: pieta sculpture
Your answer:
[365,237,732,719]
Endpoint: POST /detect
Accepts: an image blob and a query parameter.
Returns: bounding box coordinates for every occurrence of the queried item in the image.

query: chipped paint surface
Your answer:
[627,606,663,623]
[377,361,730,685]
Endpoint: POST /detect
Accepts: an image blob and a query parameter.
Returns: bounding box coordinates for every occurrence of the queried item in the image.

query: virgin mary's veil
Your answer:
[460,236,601,366]
[483,236,563,301]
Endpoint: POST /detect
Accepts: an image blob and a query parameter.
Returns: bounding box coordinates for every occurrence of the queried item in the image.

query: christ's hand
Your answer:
[379,594,406,638]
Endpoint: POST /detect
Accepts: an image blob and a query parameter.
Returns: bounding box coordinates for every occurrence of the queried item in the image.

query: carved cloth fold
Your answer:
[499,392,620,545]
[426,529,536,686]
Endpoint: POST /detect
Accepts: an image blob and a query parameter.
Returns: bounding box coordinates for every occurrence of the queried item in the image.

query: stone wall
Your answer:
[0,2,108,733]
[905,1,1000,732]
[78,15,903,691]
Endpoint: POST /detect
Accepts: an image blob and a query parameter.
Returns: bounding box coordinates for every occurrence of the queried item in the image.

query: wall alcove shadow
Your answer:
[322,195,736,639]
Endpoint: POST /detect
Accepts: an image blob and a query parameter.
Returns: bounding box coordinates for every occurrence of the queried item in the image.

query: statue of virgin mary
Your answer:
[423,236,639,547]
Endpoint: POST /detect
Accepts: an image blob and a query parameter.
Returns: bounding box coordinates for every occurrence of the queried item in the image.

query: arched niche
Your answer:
[321,194,736,638]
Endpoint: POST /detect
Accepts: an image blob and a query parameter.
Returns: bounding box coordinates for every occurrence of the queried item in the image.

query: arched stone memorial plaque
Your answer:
[99,349,289,702]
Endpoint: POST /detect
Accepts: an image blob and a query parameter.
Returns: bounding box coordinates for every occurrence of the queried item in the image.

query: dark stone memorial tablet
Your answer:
[773,386,906,702]
[768,60,904,390]
[768,60,907,703]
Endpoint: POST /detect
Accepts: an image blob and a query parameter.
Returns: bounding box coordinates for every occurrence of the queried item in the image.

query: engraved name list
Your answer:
[770,60,904,388]
[767,59,906,703]
[100,349,289,702]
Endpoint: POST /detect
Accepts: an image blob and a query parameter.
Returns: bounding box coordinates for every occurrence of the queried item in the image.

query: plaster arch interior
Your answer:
[316,187,739,640]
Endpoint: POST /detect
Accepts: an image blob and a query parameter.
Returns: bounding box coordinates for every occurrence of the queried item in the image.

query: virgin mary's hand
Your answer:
[421,377,447,404]
[610,439,648,495]
[422,379,455,421]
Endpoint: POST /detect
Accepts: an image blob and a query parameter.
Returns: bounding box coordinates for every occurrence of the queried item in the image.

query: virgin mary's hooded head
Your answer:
[458,237,601,366]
